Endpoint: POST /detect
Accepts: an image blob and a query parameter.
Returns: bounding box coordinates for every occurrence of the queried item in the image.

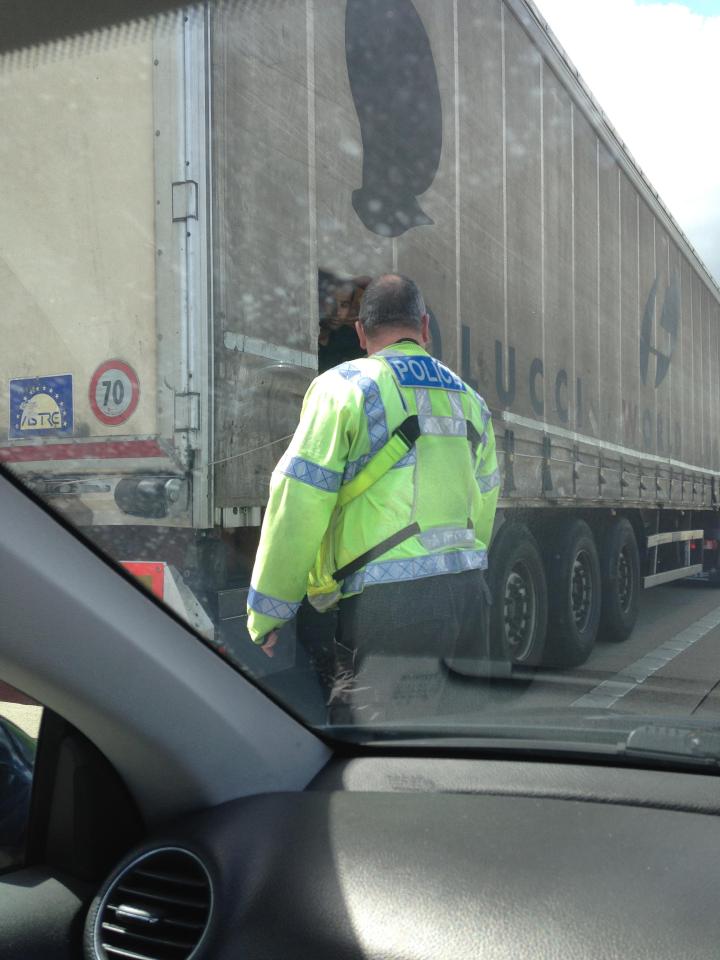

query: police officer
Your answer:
[247,274,500,706]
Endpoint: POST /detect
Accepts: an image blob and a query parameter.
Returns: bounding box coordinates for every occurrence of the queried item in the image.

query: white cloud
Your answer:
[534,0,720,282]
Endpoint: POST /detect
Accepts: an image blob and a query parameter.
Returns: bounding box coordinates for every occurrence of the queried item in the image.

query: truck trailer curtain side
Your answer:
[1,0,719,667]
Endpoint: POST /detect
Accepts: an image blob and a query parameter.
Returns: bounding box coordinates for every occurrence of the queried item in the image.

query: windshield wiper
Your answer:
[327,716,720,772]
[622,724,720,769]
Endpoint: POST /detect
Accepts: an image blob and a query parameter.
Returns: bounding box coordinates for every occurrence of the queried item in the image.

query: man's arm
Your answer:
[472,401,500,549]
[246,374,354,644]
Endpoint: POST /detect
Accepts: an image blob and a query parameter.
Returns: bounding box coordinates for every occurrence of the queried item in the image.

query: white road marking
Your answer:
[573,604,720,709]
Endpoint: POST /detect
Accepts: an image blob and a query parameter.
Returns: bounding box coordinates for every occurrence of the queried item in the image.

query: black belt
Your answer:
[333,522,421,581]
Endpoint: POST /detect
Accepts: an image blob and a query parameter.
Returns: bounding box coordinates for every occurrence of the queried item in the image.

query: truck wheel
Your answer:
[598,518,640,642]
[488,522,548,667]
[542,519,601,668]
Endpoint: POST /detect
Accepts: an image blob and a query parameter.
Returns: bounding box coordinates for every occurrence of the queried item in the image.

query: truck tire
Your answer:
[598,518,640,642]
[488,522,548,667]
[542,519,601,668]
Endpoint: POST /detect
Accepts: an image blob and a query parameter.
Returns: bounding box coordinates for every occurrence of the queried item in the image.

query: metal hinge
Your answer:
[172,180,198,221]
[215,506,262,528]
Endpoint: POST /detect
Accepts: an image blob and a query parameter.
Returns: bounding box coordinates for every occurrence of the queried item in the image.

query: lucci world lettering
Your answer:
[494,340,582,427]
[494,339,681,457]
[622,401,682,458]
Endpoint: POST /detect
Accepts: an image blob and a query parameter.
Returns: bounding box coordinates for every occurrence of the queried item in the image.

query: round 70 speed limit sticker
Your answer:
[89,360,140,425]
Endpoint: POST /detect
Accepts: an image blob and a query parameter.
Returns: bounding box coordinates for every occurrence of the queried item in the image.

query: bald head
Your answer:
[358,274,426,336]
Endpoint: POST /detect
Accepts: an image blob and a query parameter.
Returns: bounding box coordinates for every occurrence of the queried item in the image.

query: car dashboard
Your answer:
[79,755,720,960]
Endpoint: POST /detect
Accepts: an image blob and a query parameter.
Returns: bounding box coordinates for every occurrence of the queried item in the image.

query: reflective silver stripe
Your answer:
[419,526,476,551]
[469,387,492,424]
[419,415,467,437]
[448,391,464,420]
[392,448,417,469]
[342,548,488,595]
[338,363,389,482]
[343,452,372,483]
[476,468,501,493]
[338,364,388,452]
[416,388,468,436]
[278,453,343,492]
[415,388,432,416]
[247,587,301,622]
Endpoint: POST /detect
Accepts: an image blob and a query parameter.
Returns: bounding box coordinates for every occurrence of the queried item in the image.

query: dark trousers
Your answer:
[337,569,490,661]
[297,570,491,723]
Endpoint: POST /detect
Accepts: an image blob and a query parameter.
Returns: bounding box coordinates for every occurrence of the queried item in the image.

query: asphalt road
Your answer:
[508,579,720,722]
[307,579,720,727]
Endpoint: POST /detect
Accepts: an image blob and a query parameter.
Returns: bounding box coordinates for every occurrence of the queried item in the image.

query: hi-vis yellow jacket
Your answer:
[247,341,500,643]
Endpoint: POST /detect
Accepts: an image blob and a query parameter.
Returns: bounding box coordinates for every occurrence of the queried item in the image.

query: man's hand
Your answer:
[260,630,280,658]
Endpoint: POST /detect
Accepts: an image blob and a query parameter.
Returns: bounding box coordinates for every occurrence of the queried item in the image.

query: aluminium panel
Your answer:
[692,271,704,473]
[504,5,543,424]
[706,284,715,477]
[637,198,656,465]
[211,1,316,505]
[680,255,695,475]
[713,293,720,474]
[597,145,621,447]
[395,0,460,373]
[572,106,600,443]
[636,198,657,462]
[620,172,640,457]
[666,240,683,467]
[0,31,158,442]
[707,287,719,475]
[653,225,673,464]
[457,0,505,406]
[499,0,720,500]
[314,0,392,302]
[541,62,574,432]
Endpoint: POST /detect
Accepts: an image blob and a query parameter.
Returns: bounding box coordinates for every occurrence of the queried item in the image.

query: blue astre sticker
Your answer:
[10,375,74,438]
[385,354,466,392]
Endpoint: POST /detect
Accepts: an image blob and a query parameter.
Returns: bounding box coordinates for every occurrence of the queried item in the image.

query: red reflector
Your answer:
[120,561,165,600]
[690,542,697,550]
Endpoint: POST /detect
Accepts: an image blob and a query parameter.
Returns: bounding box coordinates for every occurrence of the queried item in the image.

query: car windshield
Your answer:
[3,0,720,760]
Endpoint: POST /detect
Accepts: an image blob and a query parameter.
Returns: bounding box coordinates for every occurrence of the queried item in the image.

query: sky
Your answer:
[534,0,720,283]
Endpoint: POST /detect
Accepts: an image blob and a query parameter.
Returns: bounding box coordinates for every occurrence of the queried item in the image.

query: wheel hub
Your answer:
[617,547,632,612]
[503,563,537,662]
[571,551,593,632]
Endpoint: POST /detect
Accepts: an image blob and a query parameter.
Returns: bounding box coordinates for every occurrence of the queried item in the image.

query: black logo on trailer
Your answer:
[346,0,443,238]
[640,272,679,388]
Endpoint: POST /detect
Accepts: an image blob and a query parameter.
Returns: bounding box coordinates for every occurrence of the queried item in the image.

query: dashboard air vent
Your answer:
[94,847,212,960]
